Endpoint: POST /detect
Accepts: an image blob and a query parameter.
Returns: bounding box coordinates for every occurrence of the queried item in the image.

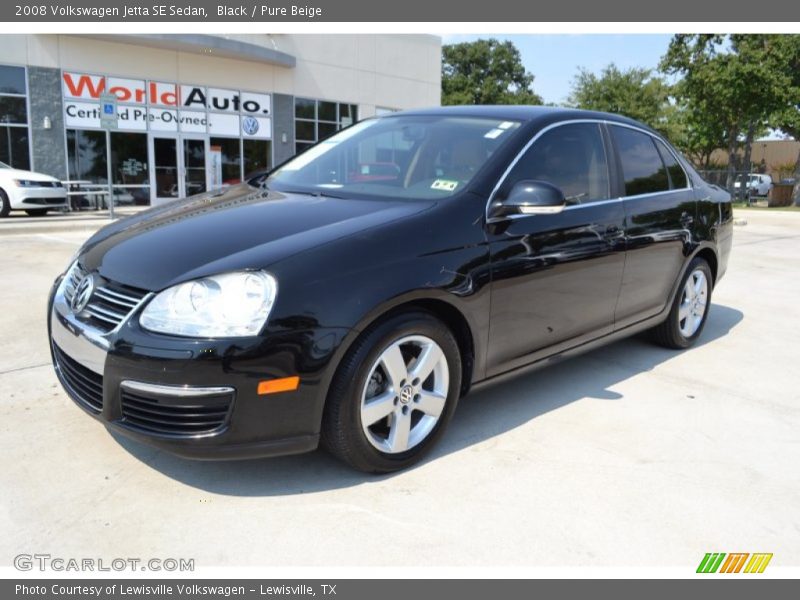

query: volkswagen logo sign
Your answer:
[242,116,259,136]
[70,273,96,314]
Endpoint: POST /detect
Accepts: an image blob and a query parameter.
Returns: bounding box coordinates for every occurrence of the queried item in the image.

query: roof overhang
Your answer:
[77,34,296,69]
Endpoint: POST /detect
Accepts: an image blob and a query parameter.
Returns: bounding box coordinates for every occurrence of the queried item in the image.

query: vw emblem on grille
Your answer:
[70,273,96,314]
[242,116,259,136]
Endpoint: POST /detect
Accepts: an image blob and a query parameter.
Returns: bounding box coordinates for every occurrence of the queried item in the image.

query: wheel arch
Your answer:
[331,294,478,399]
[382,298,475,396]
[693,245,719,285]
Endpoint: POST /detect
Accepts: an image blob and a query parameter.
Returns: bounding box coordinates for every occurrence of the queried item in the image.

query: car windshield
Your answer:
[264,115,523,201]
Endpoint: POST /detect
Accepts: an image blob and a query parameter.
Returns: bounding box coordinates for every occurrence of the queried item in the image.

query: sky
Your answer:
[441,34,674,105]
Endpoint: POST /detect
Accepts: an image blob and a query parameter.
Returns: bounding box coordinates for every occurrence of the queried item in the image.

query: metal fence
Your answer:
[696,170,769,202]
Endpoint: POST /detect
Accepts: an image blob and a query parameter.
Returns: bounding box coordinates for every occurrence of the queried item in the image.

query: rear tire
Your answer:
[25,209,49,217]
[321,310,462,473]
[652,257,713,349]
[0,190,10,218]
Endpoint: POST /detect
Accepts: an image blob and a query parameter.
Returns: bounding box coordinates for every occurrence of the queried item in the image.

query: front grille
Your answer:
[120,389,234,437]
[28,181,60,188]
[64,265,148,333]
[53,344,104,413]
[27,197,66,205]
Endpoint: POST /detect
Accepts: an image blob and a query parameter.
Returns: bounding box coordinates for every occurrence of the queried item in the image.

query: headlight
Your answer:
[140,271,278,338]
[14,179,41,187]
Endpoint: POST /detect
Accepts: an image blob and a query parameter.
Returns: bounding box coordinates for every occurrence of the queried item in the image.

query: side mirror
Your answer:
[490,180,567,219]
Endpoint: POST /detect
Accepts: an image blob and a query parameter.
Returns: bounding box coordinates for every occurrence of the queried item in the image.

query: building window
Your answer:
[0,65,30,170]
[0,97,27,124]
[183,138,207,196]
[66,129,108,183]
[294,98,358,154]
[110,131,150,206]
[152,137,178,199]
[0,65,26,94]
[243,139,272,177]
[295,98,315,120]
[0,126,30,171]
[210,137,242,184]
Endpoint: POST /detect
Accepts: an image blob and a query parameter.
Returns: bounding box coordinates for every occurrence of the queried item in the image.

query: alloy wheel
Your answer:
[678,269,708,337]
[360,335,449,454]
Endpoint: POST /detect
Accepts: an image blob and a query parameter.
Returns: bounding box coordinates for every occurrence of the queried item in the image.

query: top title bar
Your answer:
[3,0,800,22]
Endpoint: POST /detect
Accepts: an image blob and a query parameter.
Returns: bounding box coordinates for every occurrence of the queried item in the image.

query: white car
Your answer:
[0,162,68,217]
[734,173,773,197]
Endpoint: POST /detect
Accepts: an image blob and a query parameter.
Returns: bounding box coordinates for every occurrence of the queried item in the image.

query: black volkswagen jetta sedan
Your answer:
[49,106,733,472]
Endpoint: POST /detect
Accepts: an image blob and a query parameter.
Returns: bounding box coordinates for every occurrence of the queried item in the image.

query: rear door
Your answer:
[609,125,696,329]
[486,122,626,376]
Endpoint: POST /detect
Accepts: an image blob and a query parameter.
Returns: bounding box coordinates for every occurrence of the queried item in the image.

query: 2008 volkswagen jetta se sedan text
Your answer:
[48,106,733,472]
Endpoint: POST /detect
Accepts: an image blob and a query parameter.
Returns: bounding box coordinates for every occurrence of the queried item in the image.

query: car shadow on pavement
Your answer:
[112,303,743,496]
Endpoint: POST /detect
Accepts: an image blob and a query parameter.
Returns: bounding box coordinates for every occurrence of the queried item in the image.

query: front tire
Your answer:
[652,257,713,349]
[0,190,10,218]
[322,311,462,473]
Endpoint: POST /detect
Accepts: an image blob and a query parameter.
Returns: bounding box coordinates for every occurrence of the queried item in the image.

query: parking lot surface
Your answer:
[1,210,798,568]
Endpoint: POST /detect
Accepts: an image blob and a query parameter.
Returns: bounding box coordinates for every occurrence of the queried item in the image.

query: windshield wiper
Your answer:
[281,189,345,199]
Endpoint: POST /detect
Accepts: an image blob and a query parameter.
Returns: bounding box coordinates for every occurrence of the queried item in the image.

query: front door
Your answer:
[149,135,208,205]
[486,122,626,376]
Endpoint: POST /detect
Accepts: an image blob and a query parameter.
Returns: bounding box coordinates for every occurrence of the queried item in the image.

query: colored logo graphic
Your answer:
[242,116,259,135]
[697,553,773,573]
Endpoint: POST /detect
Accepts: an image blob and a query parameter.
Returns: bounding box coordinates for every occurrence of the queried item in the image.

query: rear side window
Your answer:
[611,126,669,196]
[504,123,610,204]
[654,138,689,189]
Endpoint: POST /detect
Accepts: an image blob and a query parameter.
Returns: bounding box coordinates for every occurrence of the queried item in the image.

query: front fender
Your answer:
[264,198,492,395]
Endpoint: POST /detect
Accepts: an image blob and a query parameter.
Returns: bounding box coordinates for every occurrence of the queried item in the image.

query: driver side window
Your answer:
[503,123,611,204]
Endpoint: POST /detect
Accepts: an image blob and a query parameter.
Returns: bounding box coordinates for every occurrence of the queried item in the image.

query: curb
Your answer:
[1,225,106,236]
[1,209,144,236]
[1,220,112,236]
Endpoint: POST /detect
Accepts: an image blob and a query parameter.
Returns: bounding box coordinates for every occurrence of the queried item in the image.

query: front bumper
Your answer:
[10,187,67,209]
[48,275,349,460]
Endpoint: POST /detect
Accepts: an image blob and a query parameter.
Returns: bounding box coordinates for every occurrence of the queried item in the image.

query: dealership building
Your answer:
[1,34,441,205]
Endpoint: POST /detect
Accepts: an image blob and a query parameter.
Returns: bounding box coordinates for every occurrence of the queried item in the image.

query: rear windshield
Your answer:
[264,115,523,201]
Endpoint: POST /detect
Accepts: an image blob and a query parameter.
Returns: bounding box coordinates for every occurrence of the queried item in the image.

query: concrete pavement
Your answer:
[0,211,798,569]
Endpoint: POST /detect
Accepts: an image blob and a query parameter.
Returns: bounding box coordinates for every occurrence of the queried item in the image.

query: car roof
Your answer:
[385,105,660,136]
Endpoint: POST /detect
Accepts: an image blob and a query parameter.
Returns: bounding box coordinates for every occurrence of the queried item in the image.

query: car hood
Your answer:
[1,167,60,182]
[78,184,433,291]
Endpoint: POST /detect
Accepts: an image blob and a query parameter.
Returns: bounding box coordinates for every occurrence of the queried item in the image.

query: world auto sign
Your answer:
[62,72,271,139]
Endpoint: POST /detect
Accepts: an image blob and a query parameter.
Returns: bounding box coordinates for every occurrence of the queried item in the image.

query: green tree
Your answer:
[668,97,727,169]
[442,39,543,106]
[568,64,676,137]
[661,35,791,192]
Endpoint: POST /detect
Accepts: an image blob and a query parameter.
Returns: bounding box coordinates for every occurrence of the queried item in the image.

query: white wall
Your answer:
[0,34,442,115]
